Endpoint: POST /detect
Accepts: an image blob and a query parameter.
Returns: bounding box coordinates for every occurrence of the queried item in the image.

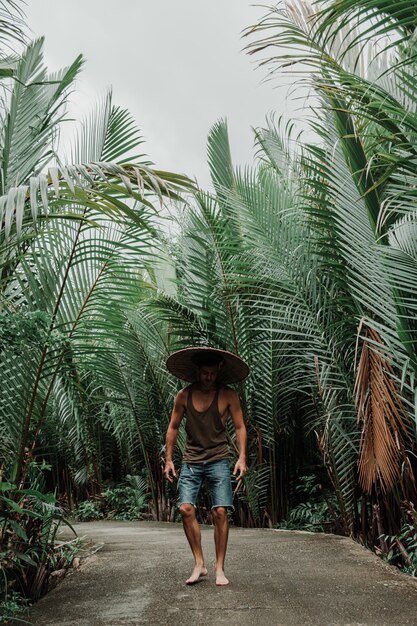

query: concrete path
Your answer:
[26,520,417,626]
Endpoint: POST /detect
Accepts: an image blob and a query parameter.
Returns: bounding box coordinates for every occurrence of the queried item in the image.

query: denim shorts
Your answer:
[178,458,234,510]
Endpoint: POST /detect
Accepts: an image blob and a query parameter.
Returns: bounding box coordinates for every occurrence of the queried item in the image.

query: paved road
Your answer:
[26,520,417,626]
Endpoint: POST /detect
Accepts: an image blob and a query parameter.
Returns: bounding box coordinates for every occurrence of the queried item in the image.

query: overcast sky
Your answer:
[26,1,303,188]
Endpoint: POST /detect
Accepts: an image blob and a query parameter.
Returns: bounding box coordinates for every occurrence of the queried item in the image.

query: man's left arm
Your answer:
[229,390,247,480]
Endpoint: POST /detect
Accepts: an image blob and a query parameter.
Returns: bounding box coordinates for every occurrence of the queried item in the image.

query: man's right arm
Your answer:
[164,389,186,482]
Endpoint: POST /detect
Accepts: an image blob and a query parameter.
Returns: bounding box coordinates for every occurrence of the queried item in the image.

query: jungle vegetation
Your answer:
[2,0,417,616]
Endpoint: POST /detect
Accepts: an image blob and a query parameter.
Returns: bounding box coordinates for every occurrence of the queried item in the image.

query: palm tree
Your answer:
[137,118,311,526]
[0,2,194,500]
[135,0,417,538]
[244,0,417,537]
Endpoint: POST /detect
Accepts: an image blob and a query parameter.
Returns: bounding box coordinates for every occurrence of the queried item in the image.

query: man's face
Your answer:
[197,365,219,388]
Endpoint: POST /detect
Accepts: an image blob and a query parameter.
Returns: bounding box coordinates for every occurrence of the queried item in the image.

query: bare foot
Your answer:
[215,570,229,586]
[186,564,208,585]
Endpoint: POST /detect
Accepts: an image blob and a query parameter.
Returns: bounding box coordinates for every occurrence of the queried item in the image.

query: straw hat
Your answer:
[166,347,249,384]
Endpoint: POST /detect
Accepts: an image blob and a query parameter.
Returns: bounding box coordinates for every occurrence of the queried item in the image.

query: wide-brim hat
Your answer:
[166,347,250,384]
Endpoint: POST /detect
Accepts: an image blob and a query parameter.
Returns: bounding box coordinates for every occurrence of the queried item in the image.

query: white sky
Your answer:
[26,1,305,188]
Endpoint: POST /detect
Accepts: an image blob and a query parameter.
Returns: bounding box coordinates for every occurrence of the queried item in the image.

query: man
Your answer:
[164,347,249,586]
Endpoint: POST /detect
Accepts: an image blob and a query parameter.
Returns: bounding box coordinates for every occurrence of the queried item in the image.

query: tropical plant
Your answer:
[137,116,319,527]
[0,0,193,614]
[0,0,194,504]
[73,500,103,522]
[276,475,340,533]
[243,0,417,539]
[0,477,77,611]
[381,522,417,577]
[102,474,149,520]
[0,591,30,624]
[128,0,417,545]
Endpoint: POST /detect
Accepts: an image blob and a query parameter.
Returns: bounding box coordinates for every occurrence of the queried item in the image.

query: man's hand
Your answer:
[233,458,247,481]
[164,460,177,483]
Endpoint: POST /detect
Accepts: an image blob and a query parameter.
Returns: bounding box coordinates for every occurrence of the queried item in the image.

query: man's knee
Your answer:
[212,506,228,522]
[179,503,195,518]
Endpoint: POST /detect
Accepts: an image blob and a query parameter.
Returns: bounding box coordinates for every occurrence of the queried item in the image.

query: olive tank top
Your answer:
[183,385,229,463]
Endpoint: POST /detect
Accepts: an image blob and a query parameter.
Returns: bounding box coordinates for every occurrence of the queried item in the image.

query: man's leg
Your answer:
[206,459,234,586]
[212,506,229,585]
[178,463,207,584]
[179,503,208,584]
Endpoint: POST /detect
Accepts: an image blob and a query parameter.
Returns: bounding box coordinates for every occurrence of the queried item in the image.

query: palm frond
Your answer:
[355,324,410,493]
[0,38,83,193]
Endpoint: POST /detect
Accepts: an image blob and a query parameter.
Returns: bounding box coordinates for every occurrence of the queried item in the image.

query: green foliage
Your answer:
[0,310,49,351]
[0,476,77,606]
[239,0,417,537]
[74,475,150,522]
[0,0,193,519]
[0,591,30,624]
[276,475,340,533]
[73,501,103,522]
[381,523,417,577]
[0,310,68,355]
[102,475,149,520]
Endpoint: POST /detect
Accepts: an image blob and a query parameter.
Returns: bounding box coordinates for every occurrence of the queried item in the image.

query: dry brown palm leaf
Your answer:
[355,322,408,494]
